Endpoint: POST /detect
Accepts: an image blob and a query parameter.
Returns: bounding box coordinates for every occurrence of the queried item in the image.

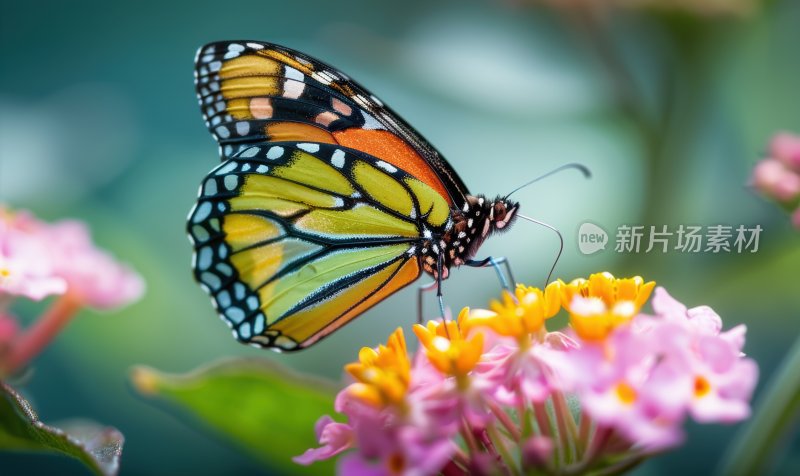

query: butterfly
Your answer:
[187,40,521,351]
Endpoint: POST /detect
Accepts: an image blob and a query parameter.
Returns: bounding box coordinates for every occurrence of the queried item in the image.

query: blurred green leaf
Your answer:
[716,334,800,476]
[0,381,123,476]
[131,358,339,475]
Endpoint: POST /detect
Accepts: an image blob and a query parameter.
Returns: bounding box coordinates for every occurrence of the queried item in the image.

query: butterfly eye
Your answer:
[493,202,508,222]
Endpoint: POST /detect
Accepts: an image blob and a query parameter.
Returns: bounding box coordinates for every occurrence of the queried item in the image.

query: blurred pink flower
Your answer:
[294,416,354,465]
[751,159,800,203]
[770,131,800,171]
[0,208,67,301]
[44,220,144,310]
[1,206,143,309]
[0,205,144,375]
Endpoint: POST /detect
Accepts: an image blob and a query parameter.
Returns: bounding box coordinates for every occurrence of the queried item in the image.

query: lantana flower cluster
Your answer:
[751,131,800,229]
[296,272,757,475]
[0,206,144,376]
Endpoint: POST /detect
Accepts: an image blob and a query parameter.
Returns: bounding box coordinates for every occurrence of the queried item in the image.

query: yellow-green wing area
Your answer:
[187,142,453,350]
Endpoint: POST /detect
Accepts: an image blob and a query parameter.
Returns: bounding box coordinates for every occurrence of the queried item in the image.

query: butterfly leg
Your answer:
[417,280,437,324]
[416,255,448,326]
[465,256,516,292]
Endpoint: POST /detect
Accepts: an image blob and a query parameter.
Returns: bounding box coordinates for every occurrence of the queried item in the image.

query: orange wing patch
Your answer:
[266,122,337,144]
[333,129,452,204]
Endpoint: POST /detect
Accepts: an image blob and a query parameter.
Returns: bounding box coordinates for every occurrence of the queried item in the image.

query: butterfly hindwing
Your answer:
[194,40,470,205]
[188,141,457,350]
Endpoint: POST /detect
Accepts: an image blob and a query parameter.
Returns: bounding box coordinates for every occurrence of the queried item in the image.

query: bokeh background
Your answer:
[1,0,799,474]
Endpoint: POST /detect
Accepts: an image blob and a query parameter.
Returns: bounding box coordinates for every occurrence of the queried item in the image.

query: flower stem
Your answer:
[534,401,562,467]
[574,425,613,473]
[532,402,552,438]
[577,413,593,458]
[460,418,481,457]
[487,422,521,476]
[488,399,522,441]
[552,391,579,464]
[3,294,81,374]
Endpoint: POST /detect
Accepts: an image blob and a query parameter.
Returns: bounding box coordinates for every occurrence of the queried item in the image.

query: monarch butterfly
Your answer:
[187,40,579,351]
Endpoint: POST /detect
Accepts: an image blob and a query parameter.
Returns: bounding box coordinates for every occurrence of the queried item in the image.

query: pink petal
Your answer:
[651,287,687,321]
[293,416,354,465]
[770,131,800,170]
[337,453,386,476]
[687,305,722,335]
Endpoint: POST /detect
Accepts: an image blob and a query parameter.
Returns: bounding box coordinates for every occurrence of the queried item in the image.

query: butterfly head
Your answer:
[441,195,518,267]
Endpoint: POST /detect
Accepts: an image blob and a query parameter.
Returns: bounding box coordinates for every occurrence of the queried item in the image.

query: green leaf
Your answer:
[131,358,339,475]
[716,335,800,476]
[0,381,123,476]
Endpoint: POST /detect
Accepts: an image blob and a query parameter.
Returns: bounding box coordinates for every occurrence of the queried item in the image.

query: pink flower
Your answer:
[297,276,758,474]
[337,423,454,476]
[44,220,144,309]
[0,206,143,309]
[0,209,67,301]
[294,416,354,465]
[650,288,758,423]
[751,159,800,203]
[770,131,800,171]
[561,325,686,450]
[0,205,144,375]
[479,338,564,407]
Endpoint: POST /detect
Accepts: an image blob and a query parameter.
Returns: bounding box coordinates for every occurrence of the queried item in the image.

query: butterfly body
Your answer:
[188,41,518,351]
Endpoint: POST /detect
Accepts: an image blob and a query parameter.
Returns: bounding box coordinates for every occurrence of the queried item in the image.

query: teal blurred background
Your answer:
[1,0,799,474]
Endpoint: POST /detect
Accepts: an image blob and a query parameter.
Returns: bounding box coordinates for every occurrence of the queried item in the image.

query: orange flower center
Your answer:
[615,382,638,405]
[694,375,712,398]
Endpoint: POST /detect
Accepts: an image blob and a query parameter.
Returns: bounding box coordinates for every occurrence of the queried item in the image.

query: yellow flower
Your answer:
[413,308,484,382]
[345,327,411,408]
[462,282,561,342]
[560,272,655,341]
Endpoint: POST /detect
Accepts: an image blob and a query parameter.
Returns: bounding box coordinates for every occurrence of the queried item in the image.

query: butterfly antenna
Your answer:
[505,163,591,200]
[516,214,563,288]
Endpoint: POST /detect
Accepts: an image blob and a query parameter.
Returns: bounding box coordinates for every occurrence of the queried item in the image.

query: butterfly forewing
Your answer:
[194,40,470,204]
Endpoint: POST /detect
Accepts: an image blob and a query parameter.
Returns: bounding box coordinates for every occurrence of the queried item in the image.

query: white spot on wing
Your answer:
[216,161,237,175]
[331,149,345,168]
[376,161,397,173]
[215,125,230,139]
[197,247,212,270]
[193,202,212,223]
[204,179,217,196]
[266,146,284,160]
[285,66,304,81]
[361,112,384,130]
[240,146,260,158]
[283,80,305,99]
[298,143,320,153]
[236,121,250,136]
[224,175,238,190]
